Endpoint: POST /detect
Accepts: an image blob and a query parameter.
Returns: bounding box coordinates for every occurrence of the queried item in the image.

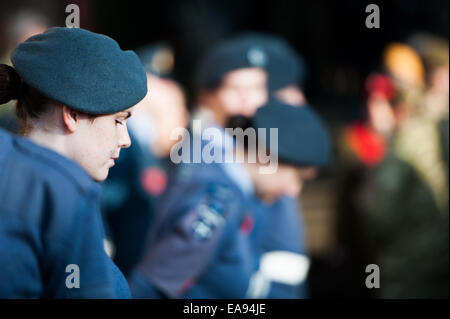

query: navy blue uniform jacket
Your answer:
[0,128,130,298]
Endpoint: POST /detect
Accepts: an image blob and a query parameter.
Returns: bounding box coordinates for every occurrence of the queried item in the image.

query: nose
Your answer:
[240,95,258,117]
[241,90,267,116]
[120,126,132,149]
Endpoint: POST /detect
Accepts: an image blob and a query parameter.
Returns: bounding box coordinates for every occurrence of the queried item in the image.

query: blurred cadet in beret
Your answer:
[101,43,189,277]
[133,43,189,158]
[231,32,308,106]
[234,99,331,298]
[130,36,330,299]
[193,34,270,129]
[0,27,147,298]
[129,34,272,298]
[251,99,331,170]
[243,98,331,203]
[212,33,318,298]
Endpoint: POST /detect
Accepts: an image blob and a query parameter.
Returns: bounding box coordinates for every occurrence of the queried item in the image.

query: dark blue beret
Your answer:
[194,36,269,91]
[253,99,331,167]
[232,32,307,92]
[11,27,147,115]
[135,43,175,78]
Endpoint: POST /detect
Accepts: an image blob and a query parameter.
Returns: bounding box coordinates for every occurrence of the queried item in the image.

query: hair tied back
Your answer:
[0,64,24,104]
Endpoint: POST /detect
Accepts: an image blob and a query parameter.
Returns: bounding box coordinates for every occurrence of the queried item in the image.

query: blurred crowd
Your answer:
[0,7,448,299]
[335,35,449,298]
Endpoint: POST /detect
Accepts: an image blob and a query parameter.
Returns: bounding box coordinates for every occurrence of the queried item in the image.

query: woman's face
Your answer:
[71,108,133,182]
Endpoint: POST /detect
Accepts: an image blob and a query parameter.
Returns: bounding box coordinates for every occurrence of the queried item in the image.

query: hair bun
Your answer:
[0,64,23,104]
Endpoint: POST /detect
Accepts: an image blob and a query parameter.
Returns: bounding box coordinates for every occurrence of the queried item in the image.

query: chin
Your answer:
[91,170,109,183]
[258,192,278,204]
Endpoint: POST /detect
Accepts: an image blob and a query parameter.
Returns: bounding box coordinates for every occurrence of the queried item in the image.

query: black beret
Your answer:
[11,27,147,114]
[135,43,175,78]
[232,32,306,92]
[252,99,331,167]
[194,36,269,91]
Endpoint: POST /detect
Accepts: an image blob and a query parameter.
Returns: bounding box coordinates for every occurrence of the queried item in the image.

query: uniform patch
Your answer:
[239,215,254,234]
[140,167,167,196]
[191,204,225,240]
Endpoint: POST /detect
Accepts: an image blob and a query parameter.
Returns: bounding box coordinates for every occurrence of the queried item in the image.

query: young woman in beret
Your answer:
[0,27,147,298]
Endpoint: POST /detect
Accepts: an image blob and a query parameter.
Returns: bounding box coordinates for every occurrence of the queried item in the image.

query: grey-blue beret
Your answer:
[194,36,269,91]
[11,27,147,114]
[253,99,332,167]
[232,32,307,92]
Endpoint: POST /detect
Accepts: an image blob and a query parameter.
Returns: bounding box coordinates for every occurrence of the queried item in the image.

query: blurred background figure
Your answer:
[243,99,331,299]
[134,44,190,159]
[335,40,448,298]
[408,33,449,121]
[335,72,395,298]
[227,32,316,298]
[101,43,189,277]
[0,9,50,132]
[129,33,331,299]
[231,32,308,106]
[356,41,449,298]
[129,35,271,298]
[0,9,49,65]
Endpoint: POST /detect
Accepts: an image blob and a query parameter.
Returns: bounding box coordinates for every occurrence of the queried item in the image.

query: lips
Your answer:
[109,151,120,166]
[109,155,119,167]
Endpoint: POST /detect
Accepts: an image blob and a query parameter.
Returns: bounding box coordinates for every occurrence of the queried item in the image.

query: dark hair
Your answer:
[0,64,54,134]
[0,64,99,135]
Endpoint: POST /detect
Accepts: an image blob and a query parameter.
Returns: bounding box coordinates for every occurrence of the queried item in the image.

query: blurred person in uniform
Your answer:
[243,100,331,299]
[101,43,189,277]
[128,35,269,298]
[0,9,50,132]
[0,27,148,298]
[128,36,331,298]
[231,32,308,106]
[227,32,314,298]
[358,42,449,298]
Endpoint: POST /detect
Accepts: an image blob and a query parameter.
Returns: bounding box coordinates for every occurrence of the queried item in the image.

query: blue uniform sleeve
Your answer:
[262,197,306,254]
[131,194,229,298]
[249,196,310,299]
[128,177,248,299]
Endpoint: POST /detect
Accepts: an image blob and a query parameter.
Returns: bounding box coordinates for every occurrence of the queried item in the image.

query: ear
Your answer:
[62,105,79,133]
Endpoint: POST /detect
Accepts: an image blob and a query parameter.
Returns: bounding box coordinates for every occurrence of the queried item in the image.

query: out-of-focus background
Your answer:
[1,0,448,298]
